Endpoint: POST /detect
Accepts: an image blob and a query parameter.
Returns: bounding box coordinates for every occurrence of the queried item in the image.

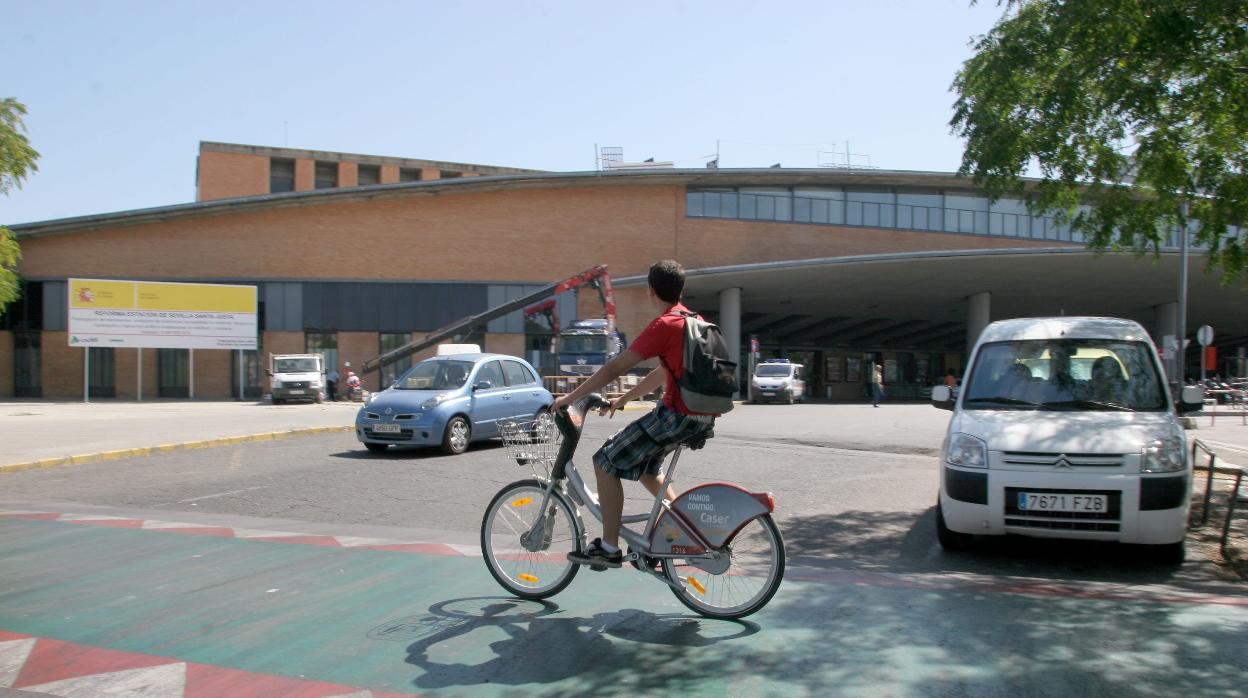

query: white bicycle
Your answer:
[480,394,785,619]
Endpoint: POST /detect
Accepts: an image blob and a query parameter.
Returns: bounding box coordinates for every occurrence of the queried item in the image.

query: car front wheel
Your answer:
[442,416,471,455]
[936,499,974,551]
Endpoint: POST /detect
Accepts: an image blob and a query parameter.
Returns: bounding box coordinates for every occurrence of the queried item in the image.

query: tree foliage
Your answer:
[951,0,1248,283]
[0,98,39,313]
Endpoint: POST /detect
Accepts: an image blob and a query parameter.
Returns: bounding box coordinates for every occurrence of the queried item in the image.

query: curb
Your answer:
[0,425,355,473]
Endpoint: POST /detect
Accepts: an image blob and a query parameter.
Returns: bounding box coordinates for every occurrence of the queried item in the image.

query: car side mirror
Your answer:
[474,380,493,391]
[930,384,955,411]
[1177,384,1205,413]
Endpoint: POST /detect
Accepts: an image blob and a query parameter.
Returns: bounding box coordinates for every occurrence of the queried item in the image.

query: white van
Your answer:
[930,317,1204,563]
[751,359,805,404]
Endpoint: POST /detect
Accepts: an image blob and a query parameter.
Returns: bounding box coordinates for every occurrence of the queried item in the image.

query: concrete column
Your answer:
[719,287,742,397]
[966,292,991,355]
[1155,301,1178,380]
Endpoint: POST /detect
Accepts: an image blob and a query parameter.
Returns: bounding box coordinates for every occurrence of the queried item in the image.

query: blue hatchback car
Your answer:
[356,352,553,455]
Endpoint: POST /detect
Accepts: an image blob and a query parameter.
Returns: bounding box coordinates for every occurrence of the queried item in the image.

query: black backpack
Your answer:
[662,310,737,415]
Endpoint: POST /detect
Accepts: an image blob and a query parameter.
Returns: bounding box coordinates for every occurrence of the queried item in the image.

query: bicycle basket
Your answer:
[497,416,563,475]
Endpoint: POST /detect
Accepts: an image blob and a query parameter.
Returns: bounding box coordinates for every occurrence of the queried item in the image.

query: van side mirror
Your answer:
[265,369,273,376]
[1177,384,1205,413]
[930,384,955,411]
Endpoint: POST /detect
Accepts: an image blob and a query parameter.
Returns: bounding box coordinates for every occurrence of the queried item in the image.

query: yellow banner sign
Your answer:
[68,279,257,350]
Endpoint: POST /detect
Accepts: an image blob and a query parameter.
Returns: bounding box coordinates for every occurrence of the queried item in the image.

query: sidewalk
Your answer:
[0,399,360,470]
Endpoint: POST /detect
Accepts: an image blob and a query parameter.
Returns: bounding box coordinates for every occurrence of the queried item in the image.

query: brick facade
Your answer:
[7,145,1082,400]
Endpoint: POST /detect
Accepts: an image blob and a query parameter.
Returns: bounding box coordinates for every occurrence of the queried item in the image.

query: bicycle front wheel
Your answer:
[663,513,785,619]
[481,479,580,599]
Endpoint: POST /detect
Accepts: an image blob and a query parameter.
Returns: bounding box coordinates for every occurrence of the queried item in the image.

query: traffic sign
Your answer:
[1197,325,1214,347]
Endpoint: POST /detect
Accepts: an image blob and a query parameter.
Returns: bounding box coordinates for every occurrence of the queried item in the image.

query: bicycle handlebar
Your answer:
[551,393,610,480]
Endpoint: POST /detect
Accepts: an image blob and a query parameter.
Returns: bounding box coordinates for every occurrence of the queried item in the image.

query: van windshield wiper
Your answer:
[962,396,1052,410]
[1043,399,1134,412]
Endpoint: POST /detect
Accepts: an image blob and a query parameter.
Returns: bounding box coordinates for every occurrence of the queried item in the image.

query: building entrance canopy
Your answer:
[637,248,1248,355]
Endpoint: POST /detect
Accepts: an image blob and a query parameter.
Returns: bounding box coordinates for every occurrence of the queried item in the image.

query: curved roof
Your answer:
[11,167,1015,238]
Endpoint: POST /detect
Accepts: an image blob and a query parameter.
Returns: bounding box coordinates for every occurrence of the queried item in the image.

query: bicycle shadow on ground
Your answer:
[779,506,1240,589]
[398,596,758,692]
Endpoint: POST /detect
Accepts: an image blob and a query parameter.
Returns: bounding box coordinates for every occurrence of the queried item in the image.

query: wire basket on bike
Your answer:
[497,414,562,477]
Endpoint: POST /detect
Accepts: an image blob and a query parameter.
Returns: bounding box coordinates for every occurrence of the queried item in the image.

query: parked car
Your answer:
[930,317,1204,564]
[356,349,553,455]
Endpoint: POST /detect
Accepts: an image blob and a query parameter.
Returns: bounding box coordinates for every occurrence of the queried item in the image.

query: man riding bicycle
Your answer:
[552,260,722,569]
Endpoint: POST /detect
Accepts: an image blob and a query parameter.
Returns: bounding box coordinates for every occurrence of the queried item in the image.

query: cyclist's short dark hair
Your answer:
[648,260,685,303]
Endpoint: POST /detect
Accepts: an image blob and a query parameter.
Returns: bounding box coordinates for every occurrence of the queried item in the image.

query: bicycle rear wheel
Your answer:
[481,479,580,599]
[663,513,785,619]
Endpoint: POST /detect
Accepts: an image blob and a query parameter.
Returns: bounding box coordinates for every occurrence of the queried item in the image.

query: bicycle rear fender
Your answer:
[650,483,775,554]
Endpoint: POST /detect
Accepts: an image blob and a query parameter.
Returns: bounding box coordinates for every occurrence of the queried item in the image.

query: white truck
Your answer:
[268,354,325,404]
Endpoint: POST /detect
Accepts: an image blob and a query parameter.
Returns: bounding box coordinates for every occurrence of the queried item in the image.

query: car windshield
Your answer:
[274,358,319,373]
[394,360,474,390]
[754,364,792,377]
[962,339,1167,411]
[560,336,610,354]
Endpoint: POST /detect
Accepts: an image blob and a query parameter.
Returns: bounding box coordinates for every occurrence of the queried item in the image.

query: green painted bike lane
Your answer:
[2,518,1248,697]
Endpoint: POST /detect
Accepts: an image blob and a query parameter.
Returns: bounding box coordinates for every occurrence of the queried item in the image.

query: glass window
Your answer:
[686,191,704,217]
[158,349,189,398]
[357,164,380,186]
[847,201,863,226]
[440,170,463,179]
[14,331,40,397]
[379,332,412,387]
[476,360,505,388]
[757,195,776,220]
[811,198,829,224]
[793,197,812,223]
[720,192,738,217]
[739,194,757,219]
[399,168,422,182]
[702,192,719,217]
[963,340,1166,411]
[315,162,337,189]
[503,360,533,386]
[270,158,295,193]
[306,332,338,380]
[394,359,473,390]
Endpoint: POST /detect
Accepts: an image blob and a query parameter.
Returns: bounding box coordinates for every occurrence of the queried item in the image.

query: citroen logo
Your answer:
[1053,455,1073,469]
[385,407,392,415]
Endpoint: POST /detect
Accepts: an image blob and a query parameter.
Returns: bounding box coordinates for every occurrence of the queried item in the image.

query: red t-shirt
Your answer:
[628,302,711,416]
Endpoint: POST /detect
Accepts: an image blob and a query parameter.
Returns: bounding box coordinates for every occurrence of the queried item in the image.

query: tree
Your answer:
[1,98,40,314]
[951,0,1248,283]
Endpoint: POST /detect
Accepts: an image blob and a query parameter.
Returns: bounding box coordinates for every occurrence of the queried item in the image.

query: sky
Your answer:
[2,0,1007,225]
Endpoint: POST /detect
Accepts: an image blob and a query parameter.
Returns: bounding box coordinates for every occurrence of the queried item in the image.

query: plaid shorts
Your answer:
[592,404,715,481]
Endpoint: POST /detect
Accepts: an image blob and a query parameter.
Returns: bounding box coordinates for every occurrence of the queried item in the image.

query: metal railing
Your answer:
[542,374,643,398]
[1193,438,1246,558]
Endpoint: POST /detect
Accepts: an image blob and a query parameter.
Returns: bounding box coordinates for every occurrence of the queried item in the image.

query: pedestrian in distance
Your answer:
[326,367,340,402]
[944,369,957,388]
[870,362,884,407]
[552,260,721,570]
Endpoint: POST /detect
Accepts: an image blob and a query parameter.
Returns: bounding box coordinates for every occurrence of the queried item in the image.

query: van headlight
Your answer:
[1141,437,1185,473]
[946,433,988,468]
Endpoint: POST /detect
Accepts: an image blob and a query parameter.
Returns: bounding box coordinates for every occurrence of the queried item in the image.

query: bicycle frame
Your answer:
[526,431,774,583]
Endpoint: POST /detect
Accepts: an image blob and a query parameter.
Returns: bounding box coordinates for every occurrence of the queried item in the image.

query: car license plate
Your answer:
[1018,492,1107,513]
[373,423,401,434]
[762,392,775,396]
[288,390,304,395]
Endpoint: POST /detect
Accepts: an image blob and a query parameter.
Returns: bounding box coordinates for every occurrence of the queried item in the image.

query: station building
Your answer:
[3,141,1246,400]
